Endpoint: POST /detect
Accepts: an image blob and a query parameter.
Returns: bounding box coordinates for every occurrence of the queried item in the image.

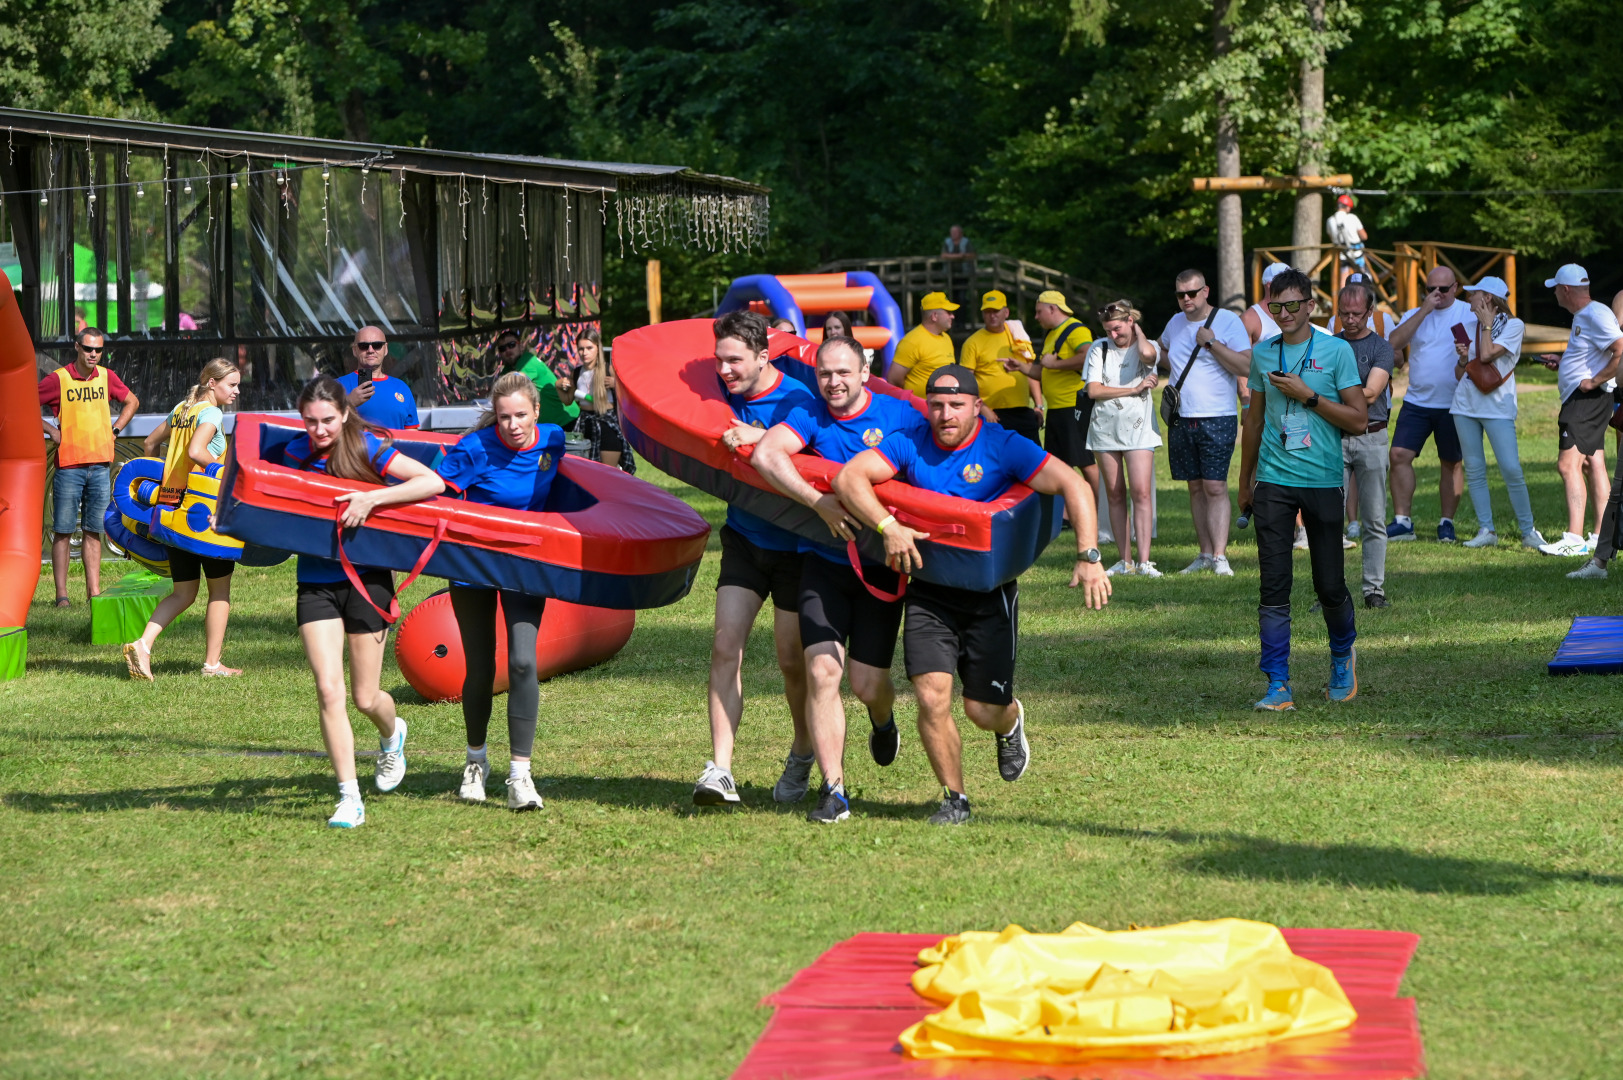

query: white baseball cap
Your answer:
[1545,264,1590,288]
[1261,263,1288,285]
[1470,276,1510,299]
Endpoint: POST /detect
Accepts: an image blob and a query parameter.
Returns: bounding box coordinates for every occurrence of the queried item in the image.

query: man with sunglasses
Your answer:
[1159,270,1252,576]
[1386,267,1470,543]
[38,327,139,606]
[1238,269,1366,711]
[338,326,419,430]
[494,330,580,430]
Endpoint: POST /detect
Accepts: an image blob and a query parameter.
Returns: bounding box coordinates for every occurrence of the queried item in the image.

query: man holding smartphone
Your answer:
[1386,267,1472,543]
[339,326,420,430]
[1238,268,1367,711]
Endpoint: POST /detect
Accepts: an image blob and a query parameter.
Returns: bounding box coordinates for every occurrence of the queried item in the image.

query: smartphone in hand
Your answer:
[358,366,373,385]
[1450,323,1471,348]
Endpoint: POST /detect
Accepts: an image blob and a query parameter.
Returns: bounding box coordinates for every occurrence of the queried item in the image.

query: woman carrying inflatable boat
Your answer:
[124,358,244,680]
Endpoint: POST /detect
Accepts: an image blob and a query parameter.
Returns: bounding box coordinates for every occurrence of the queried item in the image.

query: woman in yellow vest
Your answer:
[123,358,243,680]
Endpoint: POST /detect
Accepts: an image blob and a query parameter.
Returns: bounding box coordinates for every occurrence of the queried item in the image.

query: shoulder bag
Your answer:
[1160,309,1219,426]
[1464,317,1510,395]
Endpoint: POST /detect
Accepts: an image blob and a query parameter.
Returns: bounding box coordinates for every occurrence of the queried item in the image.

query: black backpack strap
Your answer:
[1173,309,1220,393]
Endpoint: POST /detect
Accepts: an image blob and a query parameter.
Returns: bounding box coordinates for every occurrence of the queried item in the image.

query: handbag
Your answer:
[1160,309,1219,426]
[1464,314,1510,395]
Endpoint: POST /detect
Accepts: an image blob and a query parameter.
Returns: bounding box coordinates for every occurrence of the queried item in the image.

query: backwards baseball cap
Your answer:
[1261,262,1289,285]
[1036,289,1073,314]
[921,291,960,311]
[1469,276,1510,300]
[925,364,979,397]
[1545,264,1590,288]
[980,289,1008,311]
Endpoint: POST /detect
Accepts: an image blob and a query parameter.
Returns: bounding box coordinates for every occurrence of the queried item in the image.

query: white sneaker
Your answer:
[1522,529,1548,550]
[1346,521,1361,540]
[1462,528,1498,549]
[327,797,365,829]
[1211,555,1234,577]
[1179,554,1213,575]
[1133,561,1163,578]
[1568,558,1609,580]
[375,718,407,792]
[506,773,543,811]
[1292,526,1309,551]
[694,760,741,806]
[1586,532,1599,554]
[1105,560,1132,576]
[1342,536,1357,550]
[460,757,490,802]
[1540,532,1589,557]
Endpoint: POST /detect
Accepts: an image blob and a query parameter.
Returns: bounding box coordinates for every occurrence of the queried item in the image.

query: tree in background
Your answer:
[0,0,170,116]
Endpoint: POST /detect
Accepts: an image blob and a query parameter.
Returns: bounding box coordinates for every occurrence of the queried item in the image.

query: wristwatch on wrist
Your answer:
[1077,547,1101,564]
[1304,392,1321,410]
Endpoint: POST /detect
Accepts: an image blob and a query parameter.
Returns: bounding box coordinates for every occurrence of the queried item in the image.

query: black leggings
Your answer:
[448,586,546,757]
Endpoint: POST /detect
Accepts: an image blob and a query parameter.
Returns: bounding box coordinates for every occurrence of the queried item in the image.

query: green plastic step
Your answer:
[90,571,172,645]
[0,627,24,682]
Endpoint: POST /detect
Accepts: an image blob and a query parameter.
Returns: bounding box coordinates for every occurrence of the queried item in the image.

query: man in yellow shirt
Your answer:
[959,289,1044,446]
[886,292,958,397]
[1005,290,1097,499]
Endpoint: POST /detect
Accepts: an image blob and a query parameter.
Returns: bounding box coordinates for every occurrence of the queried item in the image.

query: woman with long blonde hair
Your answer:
[125,358,244,679]
[572,327,634,471]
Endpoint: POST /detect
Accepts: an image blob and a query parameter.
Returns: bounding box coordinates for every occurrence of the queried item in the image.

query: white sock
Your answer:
[1396,515,1412,527]
[510,759,531,779]
[1439,517,1453,526]
[338,779,360,801]
[381,722,403,749]
[467,745,488,764]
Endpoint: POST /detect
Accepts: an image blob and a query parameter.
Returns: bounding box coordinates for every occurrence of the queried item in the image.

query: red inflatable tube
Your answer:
[393,590,635,702]
[0,270,45,629]
[614,320,1062,593]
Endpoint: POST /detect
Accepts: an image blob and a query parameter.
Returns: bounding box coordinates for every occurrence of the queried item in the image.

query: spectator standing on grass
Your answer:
[1243,263,1289,345]
[1336,282,1394,607]
[1536,264,1623,559]
[496,330,580,431]
[960,289,1045,446]
[1386,266,1470,544]
[1085,301,1162,576]
[339,326,419,431]
[1449,277,1545,553]
[39,326,139,607]
[1160,269,1252,577]
[571,328,633,472]
[1002,290,1098,516]
[1237,268,1367,711]
[887,293,959,398]
[1568,289,1623,579]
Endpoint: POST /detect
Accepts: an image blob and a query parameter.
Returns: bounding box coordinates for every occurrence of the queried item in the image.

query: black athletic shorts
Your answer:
[995,406,1044,448]
[903,578,1019,706]
[1559,387,1613,455]
[165,545,234,584]
[798,553,905,669]
[1044,402,1095,469]
[717,524,804,611]
[296,570,395,635]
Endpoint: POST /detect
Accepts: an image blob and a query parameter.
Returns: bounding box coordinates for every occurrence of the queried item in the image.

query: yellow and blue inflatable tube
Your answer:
[105,458,172,575]
[149,462,245,560]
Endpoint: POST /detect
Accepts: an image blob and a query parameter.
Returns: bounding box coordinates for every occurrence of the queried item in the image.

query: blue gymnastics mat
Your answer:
[1548,616,1623,675]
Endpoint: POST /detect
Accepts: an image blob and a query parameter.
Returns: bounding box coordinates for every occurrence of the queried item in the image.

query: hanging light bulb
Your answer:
[136,183,145,198]
[183,178,193,196]
[88,191,97,205]
[230,175,239,191]
[39,191,47,206]
[321,164,330,181]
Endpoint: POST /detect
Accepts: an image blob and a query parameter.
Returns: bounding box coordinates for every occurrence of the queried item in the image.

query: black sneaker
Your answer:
[995,702,1030,782]
[927,790,971,826]
[806,784,850,824]
[1364,592,1390,609]
[869,713,900,767]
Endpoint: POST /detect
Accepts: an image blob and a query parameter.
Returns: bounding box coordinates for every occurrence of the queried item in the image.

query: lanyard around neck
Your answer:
[1277,331,1315,375]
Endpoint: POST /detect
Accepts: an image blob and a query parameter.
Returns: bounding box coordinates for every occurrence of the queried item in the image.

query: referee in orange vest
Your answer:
[39,327,139,606]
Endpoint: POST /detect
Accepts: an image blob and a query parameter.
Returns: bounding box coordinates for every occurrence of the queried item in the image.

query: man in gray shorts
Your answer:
[1337,282,1395,608]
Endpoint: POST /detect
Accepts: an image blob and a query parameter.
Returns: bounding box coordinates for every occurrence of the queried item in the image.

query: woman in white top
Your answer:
[1085,300,1163,576]
[1450,276,1542,549]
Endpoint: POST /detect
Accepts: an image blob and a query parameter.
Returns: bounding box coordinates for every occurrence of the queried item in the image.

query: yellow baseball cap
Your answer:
[980,289,1008,311]
[1036,289,1072,315]
[921,292,960,312]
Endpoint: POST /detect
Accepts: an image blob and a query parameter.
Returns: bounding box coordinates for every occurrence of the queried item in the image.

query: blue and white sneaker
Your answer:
[806,784,850,824]
[375,718,407,792]
[1328,648,1358,703]
[1437,520,1457,544]
[327,797,365,828]
[1387,520,1416,542]
[1254,682,1295,711]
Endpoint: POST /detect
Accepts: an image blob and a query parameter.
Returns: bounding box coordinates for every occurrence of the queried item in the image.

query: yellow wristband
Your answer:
[875,514,897,534]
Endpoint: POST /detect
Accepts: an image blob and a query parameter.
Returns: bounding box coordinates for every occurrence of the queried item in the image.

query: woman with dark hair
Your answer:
[572,327,636,473]
[287,375,446,828]
[438,372,566,811]
[823,311,855,339]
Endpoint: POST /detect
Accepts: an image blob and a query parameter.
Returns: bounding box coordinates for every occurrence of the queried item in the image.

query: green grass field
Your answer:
[2,385,1620,1079]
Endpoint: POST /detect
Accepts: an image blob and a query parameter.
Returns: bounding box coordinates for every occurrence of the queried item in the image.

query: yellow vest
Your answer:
[159,400,212,507]
[960,328,1030,411]
[895,325,957,397]
[1038,318,1093,409]
[52,366,115,468]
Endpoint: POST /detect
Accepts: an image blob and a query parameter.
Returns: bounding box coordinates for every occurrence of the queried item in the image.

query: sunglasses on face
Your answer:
[1266,300,1308,314]
[1426,284,1455,293]
[77,344,104,354]
[1176,288,1205,299]
[497,341,520,350]
[356,341,386,351]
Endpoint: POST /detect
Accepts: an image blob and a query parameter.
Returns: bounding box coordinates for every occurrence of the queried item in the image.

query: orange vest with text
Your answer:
[52,366,115,468]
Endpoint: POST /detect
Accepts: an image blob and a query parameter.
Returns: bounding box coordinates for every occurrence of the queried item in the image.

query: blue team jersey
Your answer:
[874,418,1052,504]
[781,390,929,562]
[285,430,399,583]
[436,425,565,510]
[337,371,420,430]
[725,368,816,551]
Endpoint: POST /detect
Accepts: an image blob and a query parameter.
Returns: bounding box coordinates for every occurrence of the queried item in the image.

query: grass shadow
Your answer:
[2,768,472,815]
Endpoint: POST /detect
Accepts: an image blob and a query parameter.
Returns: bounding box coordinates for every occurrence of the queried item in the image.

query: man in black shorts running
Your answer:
[834,366,1111,824]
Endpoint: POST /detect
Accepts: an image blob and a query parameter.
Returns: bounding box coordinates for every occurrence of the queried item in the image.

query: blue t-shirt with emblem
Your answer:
[873,419,1052,503]
[725,368,816,551]
[1249,333,1364,488]
[782,390,929,562]
[337,371,420,430]
[285,430,399,583]
[436,424,565,510]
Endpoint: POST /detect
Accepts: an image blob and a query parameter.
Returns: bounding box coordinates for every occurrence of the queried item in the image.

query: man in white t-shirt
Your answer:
[1327,194,1368,278]
[1158,269,1252,575]
[1386,266,1472,543]
[1533,264,1623,558]
[1243,263,1288,345]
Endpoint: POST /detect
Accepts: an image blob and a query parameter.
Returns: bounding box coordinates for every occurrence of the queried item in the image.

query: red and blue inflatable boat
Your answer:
[215,414,710,609]
[614,320,1061,593]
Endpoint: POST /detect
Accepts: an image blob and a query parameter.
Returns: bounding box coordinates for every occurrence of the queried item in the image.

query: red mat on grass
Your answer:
[733,929,1424,1080]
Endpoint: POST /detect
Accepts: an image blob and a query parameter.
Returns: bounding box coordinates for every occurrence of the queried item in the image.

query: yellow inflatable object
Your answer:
[899,918,1357,1063]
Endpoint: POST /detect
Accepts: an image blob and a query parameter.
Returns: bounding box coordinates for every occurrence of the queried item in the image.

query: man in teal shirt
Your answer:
[495,331,579,429]
[1238,267,1368,711]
